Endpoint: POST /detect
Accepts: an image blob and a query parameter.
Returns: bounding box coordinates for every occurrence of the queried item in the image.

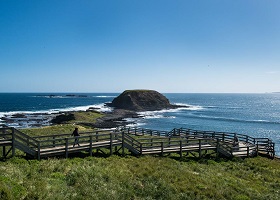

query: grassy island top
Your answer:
[123,89,157,92]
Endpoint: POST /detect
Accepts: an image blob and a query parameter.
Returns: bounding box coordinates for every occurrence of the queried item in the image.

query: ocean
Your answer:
[0,93,279,155]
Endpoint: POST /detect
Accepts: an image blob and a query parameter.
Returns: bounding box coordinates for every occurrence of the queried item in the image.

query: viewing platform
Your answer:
[0,125,275,160]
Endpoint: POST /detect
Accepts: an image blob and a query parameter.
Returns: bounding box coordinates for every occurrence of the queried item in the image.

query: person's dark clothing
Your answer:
[72,129,80,137]
[72,128,80,147]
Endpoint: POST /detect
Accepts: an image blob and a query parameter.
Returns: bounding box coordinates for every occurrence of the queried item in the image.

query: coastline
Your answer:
[0,107,140,129]
[1,93,279,156]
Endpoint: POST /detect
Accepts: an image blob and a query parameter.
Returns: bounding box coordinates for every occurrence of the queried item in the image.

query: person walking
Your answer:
[233,135,239,150]
[72,127,80,147]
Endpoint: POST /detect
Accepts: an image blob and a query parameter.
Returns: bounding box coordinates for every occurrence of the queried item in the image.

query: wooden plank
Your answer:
[141,144,216,155]
[38,140,122,157]
[0,140,12,146]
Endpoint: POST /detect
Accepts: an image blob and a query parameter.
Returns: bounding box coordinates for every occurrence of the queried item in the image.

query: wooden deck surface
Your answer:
[39,140,122,156]
[142,144,216,154]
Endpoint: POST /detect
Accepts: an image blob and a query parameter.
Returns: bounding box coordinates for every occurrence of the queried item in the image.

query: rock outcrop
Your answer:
[109,90,180,111]
[92,90,188,128]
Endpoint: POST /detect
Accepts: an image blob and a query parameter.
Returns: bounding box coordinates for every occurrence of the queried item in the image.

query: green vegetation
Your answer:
[20,124,90,137]
[1,111,280,199]
[67,111,103,124]
[50,111,103,126]
[124,89,153,93]
[0,155,279,199]
[20,111,103,137]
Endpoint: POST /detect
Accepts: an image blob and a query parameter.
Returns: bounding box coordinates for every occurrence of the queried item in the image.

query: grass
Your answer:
[68,111,103,124]
[0,155,280,200]
[20,124,92,137]
[1,111,280,199]
[19,110,103,137]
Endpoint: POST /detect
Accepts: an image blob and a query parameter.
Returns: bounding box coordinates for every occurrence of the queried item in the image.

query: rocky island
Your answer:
[108,90,180,111]
[93,90,187,128]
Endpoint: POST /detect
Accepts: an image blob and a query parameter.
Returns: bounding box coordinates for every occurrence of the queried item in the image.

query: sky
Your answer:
[0,0,280,93]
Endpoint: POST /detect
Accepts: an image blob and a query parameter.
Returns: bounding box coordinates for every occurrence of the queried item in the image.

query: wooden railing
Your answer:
[1,126,122,159]
[0,125,276,159]
[34,130,121,159]
[136,136,218,157]
[121,132,142,155]
[1,126,39,157]
[124,127,275,158]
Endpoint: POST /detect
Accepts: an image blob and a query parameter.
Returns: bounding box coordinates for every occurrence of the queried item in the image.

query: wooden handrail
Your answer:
[123,127,275,158]
[0,126,275,159]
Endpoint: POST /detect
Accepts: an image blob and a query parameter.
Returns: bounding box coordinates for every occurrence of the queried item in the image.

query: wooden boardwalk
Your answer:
[0,125,275,160]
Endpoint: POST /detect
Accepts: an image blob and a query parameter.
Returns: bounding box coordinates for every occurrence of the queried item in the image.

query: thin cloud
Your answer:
[266,71,279,74]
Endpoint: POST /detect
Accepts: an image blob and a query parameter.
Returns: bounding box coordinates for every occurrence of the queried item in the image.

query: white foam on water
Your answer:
[137,103,204,119]
[32,95,67,99]
[174,103,204,111]
[46,103,113,113]
[126,122,147,127]
[94,95,117,98]
[8,103,111,115]
[0,103,112,128]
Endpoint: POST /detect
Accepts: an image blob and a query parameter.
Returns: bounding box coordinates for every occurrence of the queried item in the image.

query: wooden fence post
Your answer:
[273,143,275,158]
[11,128,15,157]
[96,132,99,142]
[110,133,113,155]
[1,128,5,157]
[89,136,93,157]
[180,140,182,159]
[65,138,69,158]
[199,139,202,158]
[256,141,259,156]
[3,146,6,158]
[216,138,219,158]
[122,132,125,156]
[114,133,118,153]
[37,141,41,160]
[161,142,164,156]
[53,136,56,147]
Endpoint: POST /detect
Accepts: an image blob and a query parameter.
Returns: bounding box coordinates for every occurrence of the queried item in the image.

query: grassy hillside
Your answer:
[0,155,279,200]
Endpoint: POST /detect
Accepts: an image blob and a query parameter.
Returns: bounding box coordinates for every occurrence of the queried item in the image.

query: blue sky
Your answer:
[0,0,279,93]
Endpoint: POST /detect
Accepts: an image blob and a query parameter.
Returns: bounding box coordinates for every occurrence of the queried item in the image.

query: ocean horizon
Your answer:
[0,92,279,155]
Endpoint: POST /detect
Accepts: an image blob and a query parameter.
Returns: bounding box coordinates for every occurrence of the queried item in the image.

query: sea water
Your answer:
[0,93,279,155]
